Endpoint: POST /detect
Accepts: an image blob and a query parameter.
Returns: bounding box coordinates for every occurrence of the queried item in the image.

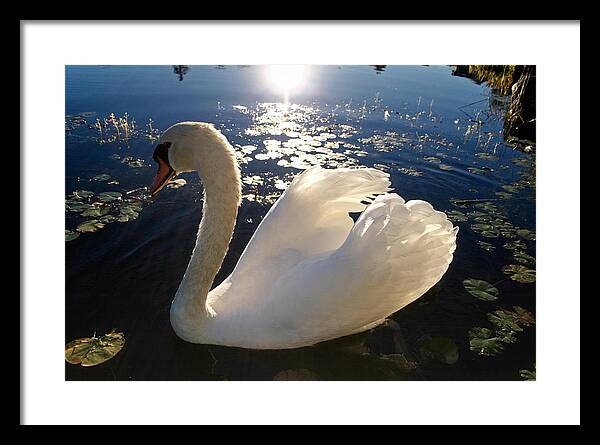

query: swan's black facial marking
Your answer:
[152,141,172,164]
[149,141,175,197]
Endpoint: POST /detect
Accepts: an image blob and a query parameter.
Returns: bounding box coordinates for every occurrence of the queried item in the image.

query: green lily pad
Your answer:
[516,229,536,240]
[504,240,527,251]
[438,164,454,171]
[519,365,536,380]
[512,306,535,326]
[424,156,441,163]
[92,174,111,181]
[117,203,140,222]
[65,331,125,367]
[65,230,80,242]
[468,327,505,356]
[502,264,536,283]
[98,191,123,202]
[447,210,468,222]
[502,184,520,193]
[468,167,487,175]
[513,251,535,266]
[76,219,105,233]
[72,190,94,199]
[488,310,523,333]
[65,199,90,213]
[495,191,513,199]
[273,368,318,380]
[476,152,498,161]
[81,204,111,217]
[418,336,458,364]
[463,278,499,301]
[477,241,496,251]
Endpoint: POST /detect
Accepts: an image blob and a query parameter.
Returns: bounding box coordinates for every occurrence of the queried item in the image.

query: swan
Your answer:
[149,122,458,349]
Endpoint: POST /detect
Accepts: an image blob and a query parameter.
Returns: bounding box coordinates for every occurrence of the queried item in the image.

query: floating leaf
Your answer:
[438,164,453,171]
[512,306,535,326]
[424,156,441,163]
[519,365,536,380]
[504,240,527,251]
[488,310,523,333]
[476,152,498,161]
[273,368,318,380]
[502,264,536,283]
[65,199,90,213]
[65,331,125,367]
[495,191,513,199]
[418,336,458,364]
[81,204,111,217]
[516,229,536,240]
[463,278,499,301]
[513,251,535,266]
[447,210,468,222]
[468,327,505,356]
[72,190,94,199]
[98,191,122,202]
[477,241,496,251]
[76,219,105,233]
[65,230,80,242]
[92,174,111,181]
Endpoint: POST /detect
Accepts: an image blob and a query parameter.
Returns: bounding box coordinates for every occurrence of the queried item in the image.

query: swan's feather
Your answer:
[203,167,458,349]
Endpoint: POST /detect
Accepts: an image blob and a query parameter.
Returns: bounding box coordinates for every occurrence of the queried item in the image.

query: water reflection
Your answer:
[265,65,309,104]
[173,65,190,81]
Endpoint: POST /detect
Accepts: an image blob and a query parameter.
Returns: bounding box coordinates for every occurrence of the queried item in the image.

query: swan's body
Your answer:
[151,122,458,349]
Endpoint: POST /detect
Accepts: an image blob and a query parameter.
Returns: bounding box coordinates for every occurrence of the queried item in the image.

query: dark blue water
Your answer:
[65,65,535,380]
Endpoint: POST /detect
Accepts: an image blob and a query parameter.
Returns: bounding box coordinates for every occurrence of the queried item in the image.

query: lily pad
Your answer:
[273,368,318,380]
[65,230,80,242]
[519,366,536,380]
[495,191,513,199]
[418,336,458,364]
[98,191,123,202]
[463,278,499,301]
[92,174,111,181]
[468,327,505,356]
[516,229,536,240]
[76,219,105,233]
[81,204,111,217]
[65,331,125,367]
[477,241,496,251]
[447,210,468,222]
[476,152,498,161]
[72,190,94,199]
[65,199,90,213]
[513,251,535,266]
[438,164,454,171]
[488,310,524,333]
[502,264,536,283]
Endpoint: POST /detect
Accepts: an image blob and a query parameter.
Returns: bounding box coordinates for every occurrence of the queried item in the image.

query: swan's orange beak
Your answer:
[149,142,175,197]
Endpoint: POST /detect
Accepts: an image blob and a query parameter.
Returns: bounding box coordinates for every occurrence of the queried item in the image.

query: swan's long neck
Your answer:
[170,135,241,335]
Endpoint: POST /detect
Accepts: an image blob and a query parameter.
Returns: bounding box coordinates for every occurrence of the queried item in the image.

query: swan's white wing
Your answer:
[245,193,458,348]
[232,166,391,278]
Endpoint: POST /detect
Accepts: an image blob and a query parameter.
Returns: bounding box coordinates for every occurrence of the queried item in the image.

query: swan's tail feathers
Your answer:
[341,193,458,320]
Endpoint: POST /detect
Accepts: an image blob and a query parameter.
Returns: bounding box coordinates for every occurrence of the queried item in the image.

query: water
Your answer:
[65,65,536,380]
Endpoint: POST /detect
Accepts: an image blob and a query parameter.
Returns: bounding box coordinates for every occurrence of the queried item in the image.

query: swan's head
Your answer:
[149,122,237,197]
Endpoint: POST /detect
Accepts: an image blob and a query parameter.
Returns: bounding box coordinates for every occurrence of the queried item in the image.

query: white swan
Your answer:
[149,122,458,349]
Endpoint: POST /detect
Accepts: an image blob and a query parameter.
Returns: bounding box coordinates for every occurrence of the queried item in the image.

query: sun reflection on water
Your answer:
[265,65,309,104]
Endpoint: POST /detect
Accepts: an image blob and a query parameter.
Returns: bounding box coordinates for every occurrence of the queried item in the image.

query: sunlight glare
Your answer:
[266,65,309,103]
